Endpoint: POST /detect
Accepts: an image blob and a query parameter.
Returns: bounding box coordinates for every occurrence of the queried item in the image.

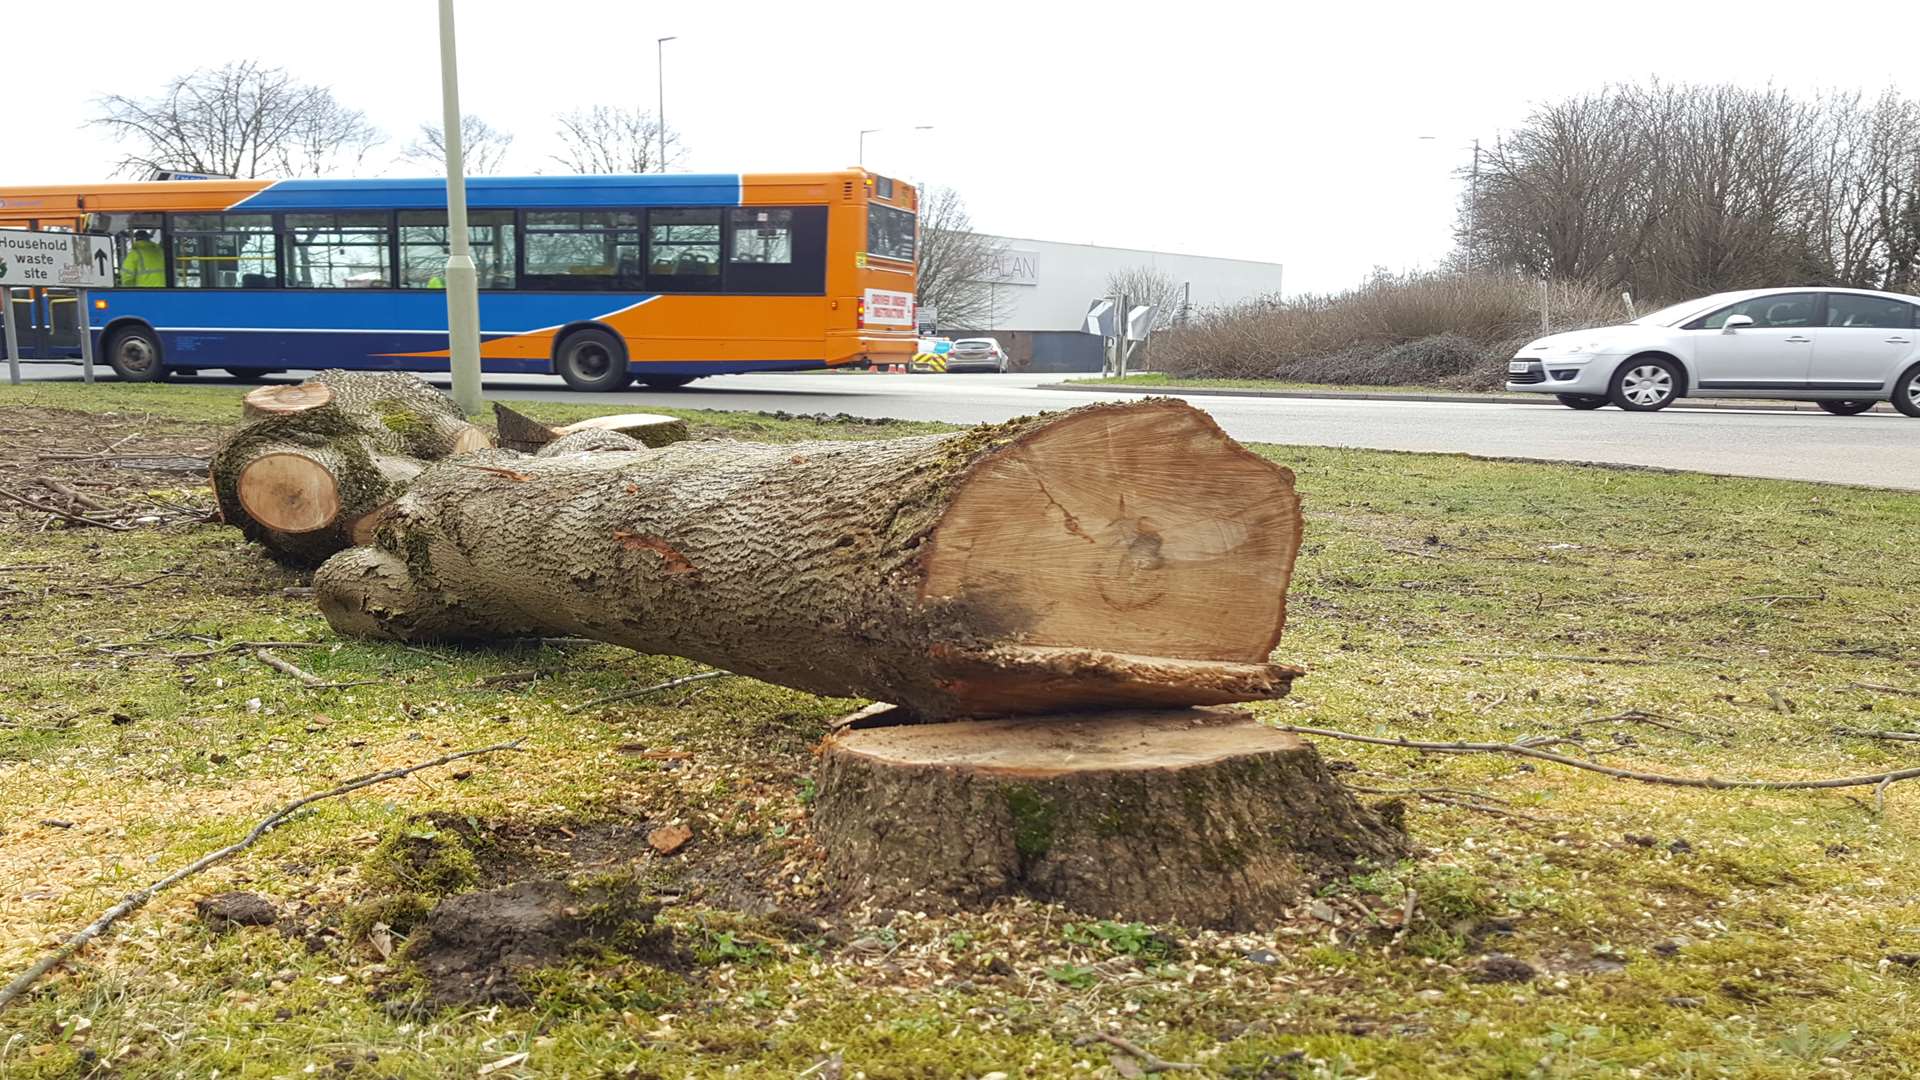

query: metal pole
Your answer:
[656,37,676,172]
[858,130,872,167]
[3,288,20,385]
[78,289,94,383]
[1467,137,1480,273]
[438,0,483,415]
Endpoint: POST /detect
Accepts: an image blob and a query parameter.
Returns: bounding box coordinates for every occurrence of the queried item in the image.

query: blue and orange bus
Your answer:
[0,170,919,389]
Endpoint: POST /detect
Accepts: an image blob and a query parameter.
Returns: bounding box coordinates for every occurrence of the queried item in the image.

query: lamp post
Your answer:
[858,124,933,168]
[657,36,676,173]
[437,0,482,415]
[1418,134,1482,272]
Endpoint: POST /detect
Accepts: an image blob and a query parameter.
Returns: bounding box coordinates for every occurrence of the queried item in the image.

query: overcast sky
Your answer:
[10,0,1919,294]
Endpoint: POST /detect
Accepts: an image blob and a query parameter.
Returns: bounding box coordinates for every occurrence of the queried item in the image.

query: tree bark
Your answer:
[314,399,1306,718]
[214,372,488,567]
[813,705,1408,928]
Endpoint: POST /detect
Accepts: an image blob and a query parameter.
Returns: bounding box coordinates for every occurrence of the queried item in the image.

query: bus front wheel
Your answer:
[107,326,168,383]
[555,328,633,392]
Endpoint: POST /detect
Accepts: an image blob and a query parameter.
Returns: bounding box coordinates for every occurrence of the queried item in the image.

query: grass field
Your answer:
[2,382,1918,1078]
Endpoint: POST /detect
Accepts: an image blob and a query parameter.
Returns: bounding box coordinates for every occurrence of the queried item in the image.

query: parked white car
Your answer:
[1506,287,1920,415]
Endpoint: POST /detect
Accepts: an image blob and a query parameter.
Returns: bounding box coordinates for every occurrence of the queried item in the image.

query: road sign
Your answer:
[1083,298,1116,337]
[0,230,115,288]
[916,304,937,334]
[1126,305,1158,342]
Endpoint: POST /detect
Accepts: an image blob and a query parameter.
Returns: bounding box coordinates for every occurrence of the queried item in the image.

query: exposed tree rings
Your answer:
[242,381,333,416]
[236,453,342,533]
[450,424,494,454]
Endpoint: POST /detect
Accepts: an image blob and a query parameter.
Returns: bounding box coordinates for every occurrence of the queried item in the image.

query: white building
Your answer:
[947,235,1287,371]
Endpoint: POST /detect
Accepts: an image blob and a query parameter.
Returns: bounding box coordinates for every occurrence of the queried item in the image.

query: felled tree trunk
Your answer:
[214,371,492,567]
[315,399,1306,718]
[813,705,1409,927]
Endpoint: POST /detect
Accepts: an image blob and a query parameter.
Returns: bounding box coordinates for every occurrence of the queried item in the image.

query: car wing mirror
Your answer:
[1721,314,1754,334]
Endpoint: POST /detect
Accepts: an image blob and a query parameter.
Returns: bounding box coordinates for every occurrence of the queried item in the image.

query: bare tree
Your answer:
[93,60,382,178]
[399,115,515,175]
[915,187,1004,330]
[1103,266,1187,367]
[550,106,686,174]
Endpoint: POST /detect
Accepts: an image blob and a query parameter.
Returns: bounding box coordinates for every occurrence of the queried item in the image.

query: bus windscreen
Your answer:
[867,204,915,262]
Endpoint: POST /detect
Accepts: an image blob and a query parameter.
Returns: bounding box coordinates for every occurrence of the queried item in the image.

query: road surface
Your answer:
[11,366,1917,489]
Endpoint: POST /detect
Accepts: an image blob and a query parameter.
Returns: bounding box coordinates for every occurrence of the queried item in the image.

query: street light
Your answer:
[1419,134,1482,271]
[858,124,933,168]
[437,0,482,414]
[657,36,677,173]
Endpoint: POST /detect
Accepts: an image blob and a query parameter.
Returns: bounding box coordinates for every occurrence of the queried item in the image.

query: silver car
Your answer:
[946,337,1010,373]
[1506,287,1920,415]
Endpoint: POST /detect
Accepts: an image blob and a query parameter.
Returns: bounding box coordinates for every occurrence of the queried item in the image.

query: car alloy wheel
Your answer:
[1609,358,1680,412]
[1620,365,1672,406]
[1901,366,1920,418]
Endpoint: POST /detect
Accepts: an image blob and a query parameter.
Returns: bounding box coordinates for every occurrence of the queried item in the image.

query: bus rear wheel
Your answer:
[637,376,696,390]
[107,326,167,383]
[555,328,632,392]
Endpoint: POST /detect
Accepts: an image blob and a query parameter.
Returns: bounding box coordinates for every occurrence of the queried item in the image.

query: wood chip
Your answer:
[647,824,693,856]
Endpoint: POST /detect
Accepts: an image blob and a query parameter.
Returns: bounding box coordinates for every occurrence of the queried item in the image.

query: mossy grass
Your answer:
[2,380,1918,1076]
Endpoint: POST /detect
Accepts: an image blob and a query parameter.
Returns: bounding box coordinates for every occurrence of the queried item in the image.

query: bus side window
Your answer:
[171,214,278,289]
[400,210,518,289]
[724,207,826,294]
[645,208,722,293]
[89,212,166,287]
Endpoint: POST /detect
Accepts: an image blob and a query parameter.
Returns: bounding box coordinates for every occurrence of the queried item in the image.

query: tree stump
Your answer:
[813,705,1408,928]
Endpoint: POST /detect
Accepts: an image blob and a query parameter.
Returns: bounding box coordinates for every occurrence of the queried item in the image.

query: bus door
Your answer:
[1,288,81,360]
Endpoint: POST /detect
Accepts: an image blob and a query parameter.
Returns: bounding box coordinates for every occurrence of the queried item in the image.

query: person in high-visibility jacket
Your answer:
[122,231,165,287]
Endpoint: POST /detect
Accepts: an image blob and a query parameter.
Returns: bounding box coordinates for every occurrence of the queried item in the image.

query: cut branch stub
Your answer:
[813,705,1408,927]
[492,402,689,453]
[315,398,1305,717]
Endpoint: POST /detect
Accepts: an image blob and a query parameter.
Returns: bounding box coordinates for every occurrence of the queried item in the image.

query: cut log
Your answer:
[555,412,690,447]
[491,402,689,453]
[243,381,334,418]
[212,372,478,566]
[314,398,1305,717]
[813,705,1408,927]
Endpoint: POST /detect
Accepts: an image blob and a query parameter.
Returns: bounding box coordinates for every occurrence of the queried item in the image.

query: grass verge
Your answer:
[1,381,1917,1078]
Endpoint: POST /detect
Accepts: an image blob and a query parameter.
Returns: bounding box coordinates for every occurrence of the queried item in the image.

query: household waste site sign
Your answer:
[0,230,115,287]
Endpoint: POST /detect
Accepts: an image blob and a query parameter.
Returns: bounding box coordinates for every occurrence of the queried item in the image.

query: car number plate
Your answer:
[1507,362,1532,374]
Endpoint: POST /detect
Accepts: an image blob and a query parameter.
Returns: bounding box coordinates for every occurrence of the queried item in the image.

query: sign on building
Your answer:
[0,229,115,288]
[980,249,1040,286]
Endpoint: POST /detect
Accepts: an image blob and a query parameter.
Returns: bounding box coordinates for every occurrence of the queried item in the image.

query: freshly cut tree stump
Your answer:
[214,371,489,566]
[315,399,1305,718]
[813,705,1408,928]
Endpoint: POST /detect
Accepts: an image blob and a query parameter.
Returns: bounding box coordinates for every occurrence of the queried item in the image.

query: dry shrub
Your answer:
[1152,272,1632,388]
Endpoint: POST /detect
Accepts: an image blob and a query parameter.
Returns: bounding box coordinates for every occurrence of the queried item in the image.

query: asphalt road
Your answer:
[12,366,1918,489]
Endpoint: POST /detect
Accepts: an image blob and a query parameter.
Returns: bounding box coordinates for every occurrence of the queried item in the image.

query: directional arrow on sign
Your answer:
[94,248,109,277]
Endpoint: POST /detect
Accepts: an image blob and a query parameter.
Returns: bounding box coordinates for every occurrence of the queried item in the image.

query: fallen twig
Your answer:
[1074,1033,1198,1073]
[1349,785,1554,822]
[1272,723,1920,795]
[1838,728,1920,744]
[1592,709,1731,746]
[0,487,134,531]
[564,670,735,714]
[1850,681,1920,699]
[1734,594,1821,604]
[0,740,524,1013]
[252,648,378,690]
